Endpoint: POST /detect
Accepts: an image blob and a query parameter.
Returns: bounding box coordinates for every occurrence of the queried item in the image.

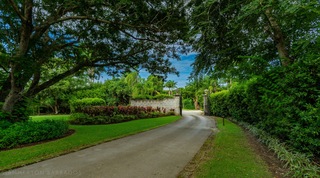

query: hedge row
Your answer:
[0,120,69,149]
[70,106,175,125]
[210,58,320,158]
[70,98,106,113]
[132,94,174,100]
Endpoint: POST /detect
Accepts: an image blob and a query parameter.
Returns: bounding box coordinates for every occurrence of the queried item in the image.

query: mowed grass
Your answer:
[193,118,272,178]
[30,115,70,121]
[0,115,180,172]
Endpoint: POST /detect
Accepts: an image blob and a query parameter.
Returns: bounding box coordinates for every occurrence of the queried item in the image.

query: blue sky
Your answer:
[99,53,196,88]
[139,53,196,88]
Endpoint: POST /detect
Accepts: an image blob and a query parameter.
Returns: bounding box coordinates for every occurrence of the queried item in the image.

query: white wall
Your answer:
[130,96,181,115]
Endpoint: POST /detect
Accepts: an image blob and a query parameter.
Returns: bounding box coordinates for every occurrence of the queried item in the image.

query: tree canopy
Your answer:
[189,0,320,77]
[0,0,189,118]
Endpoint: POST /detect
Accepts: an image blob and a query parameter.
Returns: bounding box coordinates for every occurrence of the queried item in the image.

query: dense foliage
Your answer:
[70,98,106,113]
[0,0,188,121]
[236,119,319,177]
[210,58,320,158]
[70,106,174,125]
[182,98,195,110]
[181,75,224,110]
[25,72,177,115]
[189,0,319,75]
[183,0,320,176]
[0,120,69,149]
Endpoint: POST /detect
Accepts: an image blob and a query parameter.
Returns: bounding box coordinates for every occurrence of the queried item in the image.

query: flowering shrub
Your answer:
[69,106,175,125]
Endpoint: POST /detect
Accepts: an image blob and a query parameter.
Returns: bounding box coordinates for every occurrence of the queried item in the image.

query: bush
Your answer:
[69,113,91,125]
[70,98,106,113]
[152,94,174,100]
[183,98,194,109]
[79,106,156,117]
[0,120,69,149]
[70,105,174,125]
[227,83,250,122]
[132,94,173,100]
[209,58,320,158]
[0,120,13,130]
[210,90,229,118]
[69,112,138,125]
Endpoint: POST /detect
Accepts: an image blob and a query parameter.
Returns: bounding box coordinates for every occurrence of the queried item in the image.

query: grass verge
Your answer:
[30,115,70,121]
[0,115,180,172]
[179,117,273,178]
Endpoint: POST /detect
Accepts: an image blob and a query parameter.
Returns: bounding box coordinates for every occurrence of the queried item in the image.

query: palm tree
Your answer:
[165,80,177,96]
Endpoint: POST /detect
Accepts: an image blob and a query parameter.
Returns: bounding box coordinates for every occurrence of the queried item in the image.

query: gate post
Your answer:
[203,89,210,116]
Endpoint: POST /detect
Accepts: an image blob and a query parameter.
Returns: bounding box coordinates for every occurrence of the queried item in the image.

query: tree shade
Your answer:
[0,0,189,120]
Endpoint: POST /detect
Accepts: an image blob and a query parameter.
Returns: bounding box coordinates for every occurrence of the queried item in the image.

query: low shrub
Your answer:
[233,119,320,177]
[69,113,138,125]
[152,94,174,100]
[132,94,173,100]
[80,106,156,117]
[70,105,175,125]
[69,113,90,125]
[0,120,69,149]
[0,120,13,130]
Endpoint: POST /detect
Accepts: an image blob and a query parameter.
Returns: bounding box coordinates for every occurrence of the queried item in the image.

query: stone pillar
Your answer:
[203,89,210,116]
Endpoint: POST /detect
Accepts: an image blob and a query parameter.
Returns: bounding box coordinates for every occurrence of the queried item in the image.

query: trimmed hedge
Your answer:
[132,94,173,100]
[210,58,320,158]
[70,98,106,113]
[0,120,69,149]
[69,106,174,125]
[69,113,138,125]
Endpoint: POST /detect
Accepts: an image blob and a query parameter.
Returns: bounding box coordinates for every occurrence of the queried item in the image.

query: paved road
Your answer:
[1,110,215,178]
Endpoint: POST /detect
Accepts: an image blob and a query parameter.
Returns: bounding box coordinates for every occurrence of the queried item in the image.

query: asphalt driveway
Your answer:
[1,110,215,178]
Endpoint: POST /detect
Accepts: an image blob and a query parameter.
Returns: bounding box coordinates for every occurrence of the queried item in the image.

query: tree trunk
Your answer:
[2,89,22,113]
[54,105,59,114]
[0,76,12,102]
[264,7,293,66]
[2,64,24,113]
[54,99,59,114]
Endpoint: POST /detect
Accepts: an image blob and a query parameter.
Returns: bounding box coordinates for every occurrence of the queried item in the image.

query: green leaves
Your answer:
[0,120,69,149]
[209,56,320,162]
[1,0,189,116]
[189,0,319,76]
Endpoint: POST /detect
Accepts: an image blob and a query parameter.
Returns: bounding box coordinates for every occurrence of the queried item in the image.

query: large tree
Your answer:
[189,0,320,76]
[0,0,188,119]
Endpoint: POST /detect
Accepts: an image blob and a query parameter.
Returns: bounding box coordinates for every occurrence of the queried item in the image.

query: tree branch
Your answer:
[0,64,9,73]
[7,0,26,22]
[25,60,126,97]
[25,62,88,97]
[28,69,41,92]
[119,29,160,42]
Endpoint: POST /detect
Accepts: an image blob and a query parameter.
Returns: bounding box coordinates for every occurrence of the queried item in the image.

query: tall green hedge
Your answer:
[210,90,229,118]
[210,58,320,157]
[70,98,106,113]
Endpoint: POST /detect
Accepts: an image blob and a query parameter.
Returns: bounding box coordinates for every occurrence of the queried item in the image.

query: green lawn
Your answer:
[193,118,273,178]
[30,115,70,121]
[0,115,180,172]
